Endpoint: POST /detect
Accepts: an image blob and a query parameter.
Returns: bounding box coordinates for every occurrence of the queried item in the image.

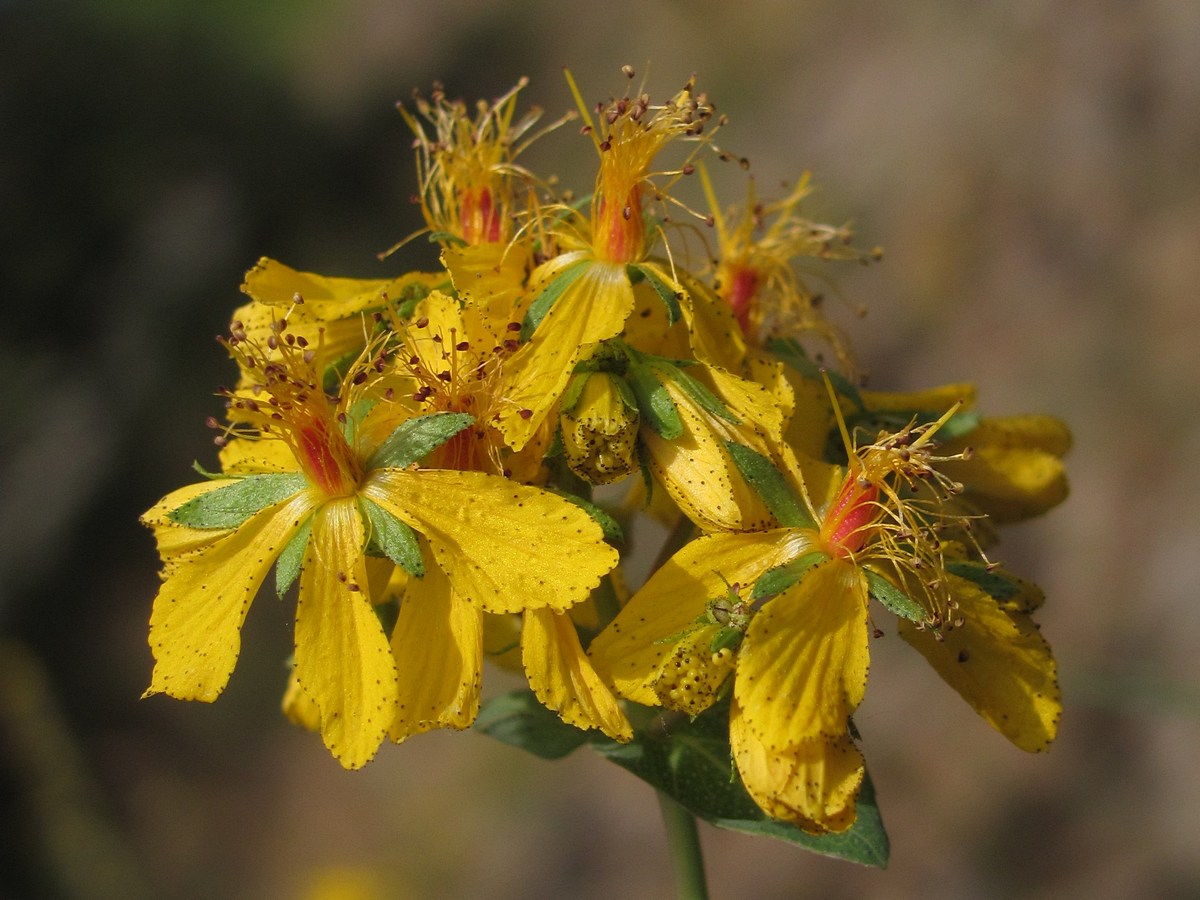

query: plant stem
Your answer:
[657,791,709,900]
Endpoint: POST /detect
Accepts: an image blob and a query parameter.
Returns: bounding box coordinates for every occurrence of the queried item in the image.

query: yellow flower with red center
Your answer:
[494,70,730,450]
[141,319,619,767]
[590,402,1059,833]
[702,167,878,371]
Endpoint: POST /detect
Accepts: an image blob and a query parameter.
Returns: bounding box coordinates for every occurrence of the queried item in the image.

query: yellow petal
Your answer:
[731,701,864,834]
[282,669,322,734]
[735,558,869,747]
[522,608,632,742]
[860,382,977,414]
[589,529,808,705]
[496,255,635,449]
[390,557,483,740]
[141,481,244,571]
[938,416,1071,522]
[898,574,1060,752]
[362,469,618,614]
[293,498,398,769]
[641,376,774,533]
[442,242,527,323]
[218,437,298,474]
[673,266,747,373]
[144,490,314,702]
[241,257,440,319]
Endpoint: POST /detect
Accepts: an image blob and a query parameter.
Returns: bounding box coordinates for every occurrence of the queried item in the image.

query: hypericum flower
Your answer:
[492,69,726,450]
[702,168,877,371]
[142,319,619,767]
[377,291,631,740]
[386,289,548,481]
[400,77,555,249]
[590,402,1059,832]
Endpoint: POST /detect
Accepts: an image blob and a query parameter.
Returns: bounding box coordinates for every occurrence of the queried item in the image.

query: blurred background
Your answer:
[2,1,1198,897]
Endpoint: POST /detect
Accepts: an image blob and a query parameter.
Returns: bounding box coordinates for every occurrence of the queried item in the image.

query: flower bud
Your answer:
[561,371,640,484]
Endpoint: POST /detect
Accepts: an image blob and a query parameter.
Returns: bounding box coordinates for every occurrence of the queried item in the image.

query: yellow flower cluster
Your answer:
[142,69,1069,835]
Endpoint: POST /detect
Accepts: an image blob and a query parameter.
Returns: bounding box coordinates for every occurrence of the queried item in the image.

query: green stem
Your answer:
[657,791,709,900]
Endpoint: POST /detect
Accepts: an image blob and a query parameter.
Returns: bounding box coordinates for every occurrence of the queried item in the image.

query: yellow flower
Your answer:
[378,292,633,741]
[590,406,1059,832]
[492,70,725,450]
[702,168,876,370]
[142,321,618,767]
[400,77,552,248]
[386,289,549,481]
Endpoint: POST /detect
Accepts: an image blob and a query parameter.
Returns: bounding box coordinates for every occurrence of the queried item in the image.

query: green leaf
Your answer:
[723,441,815,529]
[709,768,890,868]
[360,496,425,577]
[168,473,309,529]
[662,364,740,424]
[275,514,313,598]
[751,551,829,600]
[474,689,590,760]
[520,260,589,341]
[631,264,683,325]
[864,569,926,622]
[367,412,475,470]
[628,365,682,440]
[591,701,889,868]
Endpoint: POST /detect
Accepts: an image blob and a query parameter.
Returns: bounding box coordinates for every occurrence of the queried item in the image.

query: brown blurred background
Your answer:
[2,2,1197,897]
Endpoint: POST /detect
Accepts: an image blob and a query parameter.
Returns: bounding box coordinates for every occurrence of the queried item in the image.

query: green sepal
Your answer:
[474,688,591,759]
[590,699,890,868]
[752,550,830,600]
[628,365,682,440]
[945,560,1043,613]
[426,230,468,247]
[560,371,590,415]
[366,411,475,470]
[168,473,308,530]
[275,514,313,598]
[864,569,926,622]
[629,263,682,325]
[944,559,1019,601]
[546,488,624,545]
[360,496,425,577]
[723,441,815,529]
[190,460,225,480]
[520,259,589,341]
[709,626,744,655]
[393,280,435,319]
